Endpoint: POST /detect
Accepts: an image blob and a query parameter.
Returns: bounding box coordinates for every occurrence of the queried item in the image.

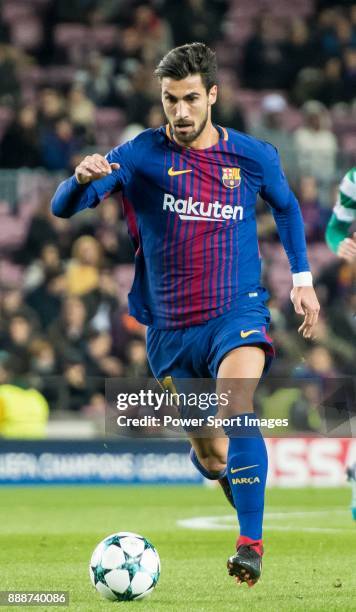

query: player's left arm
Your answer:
[259,142,320,339]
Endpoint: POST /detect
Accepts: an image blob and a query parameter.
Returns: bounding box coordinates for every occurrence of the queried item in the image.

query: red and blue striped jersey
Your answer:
[52,125,310,329]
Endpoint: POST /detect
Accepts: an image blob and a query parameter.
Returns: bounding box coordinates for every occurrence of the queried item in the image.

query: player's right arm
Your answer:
[325,168,356,262]
[51,143,135,218]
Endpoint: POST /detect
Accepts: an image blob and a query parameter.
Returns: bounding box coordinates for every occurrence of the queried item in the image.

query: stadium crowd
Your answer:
[0,0,355,425]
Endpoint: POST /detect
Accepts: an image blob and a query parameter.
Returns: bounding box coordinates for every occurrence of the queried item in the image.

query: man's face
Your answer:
[161,74,217,145]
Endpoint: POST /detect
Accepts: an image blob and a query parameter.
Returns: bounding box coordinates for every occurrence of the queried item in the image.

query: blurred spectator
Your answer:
[327,292,356,347]
[0,356,23,386]
[26,271,66,330]
[124,64,155,125]
[94,198,134,265]
[0,288,38,328]
[132,3,172,61]
[314,57,346,107]
[53,0,98,23]
[16,197,60,264]
[81,392,107,419]
[119,122,144,143]
[163,0,224,47]
[24,243,63,291]
[40,117,82,171]
[298,176,330,241]
[85,0,130,25]
[310,316,355,373]
[48,296,89,363]
[145,104,165,129]
[242,15,289,89]
[256,203,280,240]
[28,338,60,407]
[285,19,321,87]
[68,85,95,141]
[61,361,95,412]
[266,297,305,375]
[116,27,145,76]
[112,309,146,362]
[66,235,102,296]
[291,344,347,431]
[85,330,124,382]
[319,13,356,58]
[0,44,20,103]
[294,101,338,188]
[291,66,324,106]
[342,47,356,102]
[294,345,338,379]
[0,18,10,45]
[38,88,65,129]
[29,338,57,378]
[50,213,78,259]
[0,106,41,169]
[76,51,117,106]
[126,339,149,377]
[316,259,355,306]
[83,268,121,332]
[289,382,322,432]
[251,94,297,183]
[316,8,338,57]
[2,315,38,374]
[213,82,246,133]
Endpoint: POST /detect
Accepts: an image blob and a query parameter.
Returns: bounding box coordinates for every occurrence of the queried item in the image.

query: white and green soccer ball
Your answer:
[89,532,160,602]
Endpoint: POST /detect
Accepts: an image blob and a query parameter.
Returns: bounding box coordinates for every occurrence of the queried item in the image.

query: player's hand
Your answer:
[290,286,320,339]
[75,154,120,185]
[337,232,356,263]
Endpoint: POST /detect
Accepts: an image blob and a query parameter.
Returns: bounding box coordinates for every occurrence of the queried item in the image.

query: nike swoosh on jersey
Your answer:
[168,167,192,176]
[231,464,259,474]
[240,329,260,338]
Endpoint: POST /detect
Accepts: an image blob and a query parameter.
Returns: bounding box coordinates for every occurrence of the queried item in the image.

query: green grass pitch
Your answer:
[1,485,356,611]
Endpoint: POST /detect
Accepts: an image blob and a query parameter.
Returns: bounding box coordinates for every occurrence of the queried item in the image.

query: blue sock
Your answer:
[189,448,226,480]
[223,413,268,541]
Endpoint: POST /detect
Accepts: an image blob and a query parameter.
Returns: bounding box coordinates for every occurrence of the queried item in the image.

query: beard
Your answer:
[170,107,209,145]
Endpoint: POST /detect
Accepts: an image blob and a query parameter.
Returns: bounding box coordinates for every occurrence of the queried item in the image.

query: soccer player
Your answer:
[326,167,356,262]
[51,43,320,586]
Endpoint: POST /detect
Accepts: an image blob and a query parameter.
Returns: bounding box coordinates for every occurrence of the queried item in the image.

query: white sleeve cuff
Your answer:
[292,271,313,287]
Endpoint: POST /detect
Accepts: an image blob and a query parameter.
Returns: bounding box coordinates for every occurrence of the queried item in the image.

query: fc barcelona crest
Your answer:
[222,167,241,189]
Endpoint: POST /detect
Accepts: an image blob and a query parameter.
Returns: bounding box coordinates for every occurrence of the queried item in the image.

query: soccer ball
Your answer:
[89,532,160,602]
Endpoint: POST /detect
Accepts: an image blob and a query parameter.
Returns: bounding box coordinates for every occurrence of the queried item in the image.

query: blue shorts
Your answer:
[146,298,274,381]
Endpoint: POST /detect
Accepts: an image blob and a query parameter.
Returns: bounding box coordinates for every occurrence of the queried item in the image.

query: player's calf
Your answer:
[189,448,235,508]
[218,475,235,509]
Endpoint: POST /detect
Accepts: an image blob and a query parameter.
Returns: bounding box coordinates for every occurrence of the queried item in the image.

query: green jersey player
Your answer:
[326,167,356,262]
